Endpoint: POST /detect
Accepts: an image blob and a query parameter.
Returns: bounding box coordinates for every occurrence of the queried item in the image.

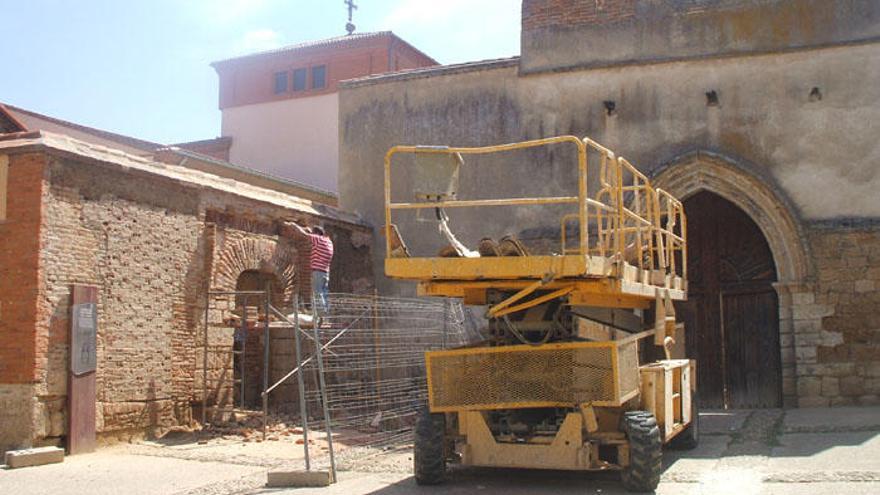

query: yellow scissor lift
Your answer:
[383,136,697,492]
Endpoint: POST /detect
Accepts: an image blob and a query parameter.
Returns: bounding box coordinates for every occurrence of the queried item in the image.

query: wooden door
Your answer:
[678,192,781,409]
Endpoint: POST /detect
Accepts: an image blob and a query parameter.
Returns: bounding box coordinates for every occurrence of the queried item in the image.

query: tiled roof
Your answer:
[3,103,163,152]
[156,146,338,205]
[0,131,365,226]
[171,136,232,149]
[0,104,28,133]
[211,31,437,67]
[340,56,520,89]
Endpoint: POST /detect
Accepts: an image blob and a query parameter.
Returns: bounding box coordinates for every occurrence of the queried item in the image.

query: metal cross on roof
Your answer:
[345,0,357,35]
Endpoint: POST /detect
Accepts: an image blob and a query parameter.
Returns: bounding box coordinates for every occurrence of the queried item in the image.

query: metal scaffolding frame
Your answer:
[199,287,340,480]
[200,289,473,482]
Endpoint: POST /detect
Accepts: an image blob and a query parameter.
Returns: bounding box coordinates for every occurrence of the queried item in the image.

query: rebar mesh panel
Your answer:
[427,343,622,411]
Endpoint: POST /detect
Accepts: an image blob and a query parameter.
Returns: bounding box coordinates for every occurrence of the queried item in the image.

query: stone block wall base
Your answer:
[0,384,39,456]
[266,470,333,487]
[4,446,64,468]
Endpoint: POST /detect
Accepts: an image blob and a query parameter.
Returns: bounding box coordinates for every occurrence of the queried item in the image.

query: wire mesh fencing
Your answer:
[265,292,479,471]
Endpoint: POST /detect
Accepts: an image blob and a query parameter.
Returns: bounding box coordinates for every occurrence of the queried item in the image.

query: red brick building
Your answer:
[211,31,437,192]
[0,109,373,454]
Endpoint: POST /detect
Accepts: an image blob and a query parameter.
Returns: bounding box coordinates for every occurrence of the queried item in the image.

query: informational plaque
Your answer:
[71,300,97,375]
[69,285,97,454]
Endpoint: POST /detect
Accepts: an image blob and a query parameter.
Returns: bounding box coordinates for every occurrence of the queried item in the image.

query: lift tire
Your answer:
[621,411,663,493]
[668,394,699,450]
[414,407,446,485]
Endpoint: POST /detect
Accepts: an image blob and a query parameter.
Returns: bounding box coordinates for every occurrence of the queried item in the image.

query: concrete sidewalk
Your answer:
[1,406,878,495]
[259,406,880,495]
[0,447,266,495]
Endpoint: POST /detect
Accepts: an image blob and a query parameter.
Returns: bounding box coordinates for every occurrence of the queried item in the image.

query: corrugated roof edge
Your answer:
[0,131,367,227]
[211,31,438,67]
[339,56,520,89]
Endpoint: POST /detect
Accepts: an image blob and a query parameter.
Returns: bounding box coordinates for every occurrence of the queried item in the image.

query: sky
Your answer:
[0,0,520,144]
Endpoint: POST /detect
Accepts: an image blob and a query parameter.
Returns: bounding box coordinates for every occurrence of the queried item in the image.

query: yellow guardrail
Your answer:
[383,135,686,280]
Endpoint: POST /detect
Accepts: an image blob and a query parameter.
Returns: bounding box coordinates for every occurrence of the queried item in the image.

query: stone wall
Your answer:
[0,149,373,453]
[794,225,880,407]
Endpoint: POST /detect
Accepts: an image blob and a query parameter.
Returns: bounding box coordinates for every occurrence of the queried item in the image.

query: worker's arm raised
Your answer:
[282,221,310,237]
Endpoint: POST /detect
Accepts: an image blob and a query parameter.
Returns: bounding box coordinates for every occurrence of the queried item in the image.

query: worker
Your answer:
[284,221,334,314]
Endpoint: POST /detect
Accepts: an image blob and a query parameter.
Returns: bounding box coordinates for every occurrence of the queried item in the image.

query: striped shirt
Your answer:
[309,234,334,273]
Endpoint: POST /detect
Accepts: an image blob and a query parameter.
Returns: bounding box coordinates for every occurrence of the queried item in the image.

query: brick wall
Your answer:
[215,33,437,110]
[522,0,635,30]
[0,149,373,450]
[0,152,46,453]
[0,152,44,384]
[520,0,880,72]
[38,157,206,440]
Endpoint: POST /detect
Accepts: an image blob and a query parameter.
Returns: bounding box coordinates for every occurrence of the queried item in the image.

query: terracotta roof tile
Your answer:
[0,131,365,226]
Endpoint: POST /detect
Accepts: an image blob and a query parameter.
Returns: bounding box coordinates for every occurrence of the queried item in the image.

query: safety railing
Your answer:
[383,135,686,280]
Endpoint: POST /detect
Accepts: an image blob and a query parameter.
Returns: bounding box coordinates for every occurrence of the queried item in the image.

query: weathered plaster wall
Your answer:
[521,0,880,72]
[340,42,880,290]
[339,38,880,406]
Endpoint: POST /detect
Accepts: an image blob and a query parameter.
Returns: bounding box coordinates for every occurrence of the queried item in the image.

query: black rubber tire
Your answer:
[668,394,699,450]
[414,407,446,485]
[620,411,663,493]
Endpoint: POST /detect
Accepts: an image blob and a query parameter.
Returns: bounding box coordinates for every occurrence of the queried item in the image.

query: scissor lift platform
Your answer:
[387,255,686,307]
[384,135,694,492]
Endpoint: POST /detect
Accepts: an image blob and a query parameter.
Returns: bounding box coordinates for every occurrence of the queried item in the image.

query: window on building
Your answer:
[311,65,326,89]
[273,71,288,94]
[293,68,307,91]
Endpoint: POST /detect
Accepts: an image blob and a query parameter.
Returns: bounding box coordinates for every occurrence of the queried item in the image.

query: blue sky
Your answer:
[0,0,520,144]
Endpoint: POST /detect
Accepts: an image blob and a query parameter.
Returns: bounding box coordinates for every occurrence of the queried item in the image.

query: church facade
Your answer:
[338,0,880,409]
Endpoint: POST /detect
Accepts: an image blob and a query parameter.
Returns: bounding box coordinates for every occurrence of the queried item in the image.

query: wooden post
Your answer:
[68,284,98,455]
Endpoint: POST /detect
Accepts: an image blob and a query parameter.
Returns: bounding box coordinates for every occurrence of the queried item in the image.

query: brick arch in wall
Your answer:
[212,237,298,307]
[651,150,813,407]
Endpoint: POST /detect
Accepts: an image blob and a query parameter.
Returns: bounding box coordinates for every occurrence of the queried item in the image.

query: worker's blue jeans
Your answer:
[311,270,330,314]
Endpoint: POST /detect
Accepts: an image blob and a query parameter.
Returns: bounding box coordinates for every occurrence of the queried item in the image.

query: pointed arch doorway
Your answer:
[678,191,782,409]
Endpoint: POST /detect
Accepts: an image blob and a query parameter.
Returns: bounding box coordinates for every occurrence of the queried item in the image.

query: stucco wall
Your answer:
[339,38,880,406]
[340,42,880,292]
[222,93,339,192]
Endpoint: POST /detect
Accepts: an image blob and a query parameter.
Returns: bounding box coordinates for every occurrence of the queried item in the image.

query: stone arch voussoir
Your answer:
[651,151,810,285]
[651,150,814,407]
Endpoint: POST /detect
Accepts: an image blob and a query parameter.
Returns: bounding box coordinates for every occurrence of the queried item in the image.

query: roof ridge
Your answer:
[211,31,395,66]
[0,130,366,226]
[2,102,163,151]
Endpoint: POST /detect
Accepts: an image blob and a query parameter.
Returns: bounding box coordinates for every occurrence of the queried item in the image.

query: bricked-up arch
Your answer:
[212,237,297,307]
